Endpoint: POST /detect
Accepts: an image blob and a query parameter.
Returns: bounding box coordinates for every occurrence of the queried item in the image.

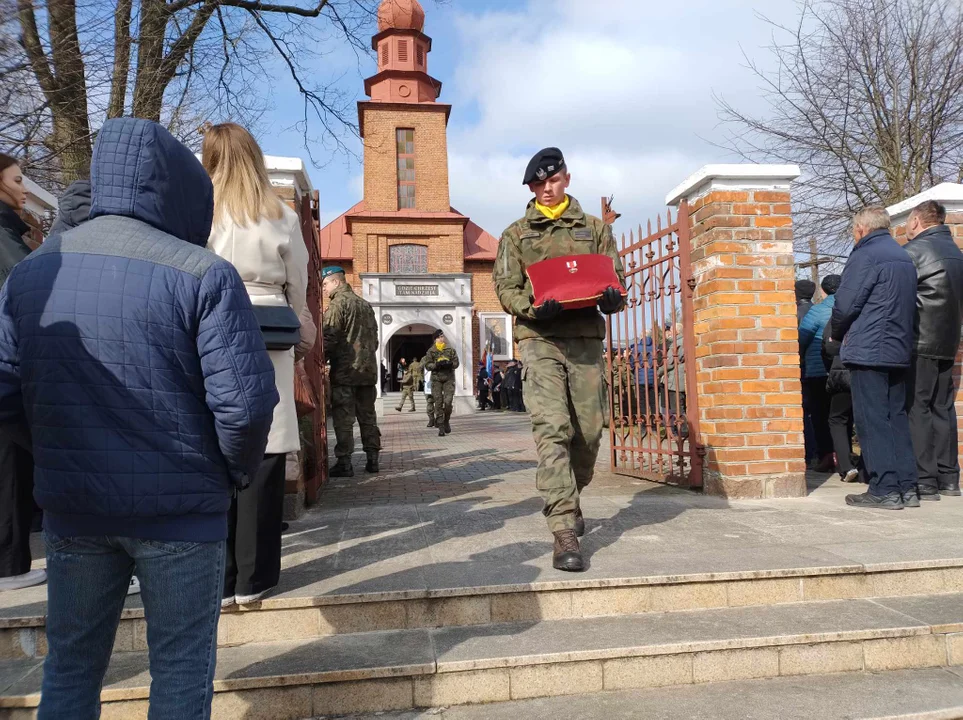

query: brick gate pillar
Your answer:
[666,165,807,498]
[887,183,963,465]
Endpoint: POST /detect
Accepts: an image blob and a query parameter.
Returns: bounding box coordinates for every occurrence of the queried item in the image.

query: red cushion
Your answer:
[527,254,626,311]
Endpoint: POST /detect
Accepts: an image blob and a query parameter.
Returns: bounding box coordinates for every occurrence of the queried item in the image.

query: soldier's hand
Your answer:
[534,298,563,321]
[598,286,624,315]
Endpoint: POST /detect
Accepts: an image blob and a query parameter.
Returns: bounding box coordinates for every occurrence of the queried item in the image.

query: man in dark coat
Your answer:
[795,279,816,324]
[0,119,278,715]
[903,200,963,499]
[491,365,503,410]
[476,362,490,410]
[830,206,918,509]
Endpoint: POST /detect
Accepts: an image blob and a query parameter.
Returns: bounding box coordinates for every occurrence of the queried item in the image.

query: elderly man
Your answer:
[493,147,625,571]
[903,200,963,499]
[321,266,381,476]
[830,207,918,509]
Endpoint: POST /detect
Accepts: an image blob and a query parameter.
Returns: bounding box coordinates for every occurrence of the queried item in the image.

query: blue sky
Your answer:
[256,0,795,237]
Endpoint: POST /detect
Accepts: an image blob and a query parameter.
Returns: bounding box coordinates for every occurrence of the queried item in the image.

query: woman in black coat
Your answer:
[0,154,42,591]
[822,333,860,483]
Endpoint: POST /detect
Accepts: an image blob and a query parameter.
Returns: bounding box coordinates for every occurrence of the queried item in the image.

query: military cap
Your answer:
[321,266,345,279]
[433,329,445,339]
[523,147,566,185]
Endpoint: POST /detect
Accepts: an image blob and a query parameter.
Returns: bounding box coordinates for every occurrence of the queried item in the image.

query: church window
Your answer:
[416,44,424,67]
[381,43,389,67]
[389,244,428,274]
[396,128,415,209]
[398,39,408,62]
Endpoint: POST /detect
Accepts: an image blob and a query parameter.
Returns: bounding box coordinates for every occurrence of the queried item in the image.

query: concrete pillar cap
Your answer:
[666,164,801,208]
[886,182,963,226]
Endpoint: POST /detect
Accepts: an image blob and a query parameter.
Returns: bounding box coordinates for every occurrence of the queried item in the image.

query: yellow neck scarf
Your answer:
[535,195,570,220]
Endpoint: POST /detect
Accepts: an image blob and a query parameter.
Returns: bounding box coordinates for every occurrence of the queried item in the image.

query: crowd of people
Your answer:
[797,202,963,508]
[476,359,526,412]
[1,121,962,717]
[0,118,328,716]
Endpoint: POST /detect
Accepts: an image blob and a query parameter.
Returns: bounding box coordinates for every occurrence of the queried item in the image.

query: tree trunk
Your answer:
[107,0,133,119]
[131,0,168,121]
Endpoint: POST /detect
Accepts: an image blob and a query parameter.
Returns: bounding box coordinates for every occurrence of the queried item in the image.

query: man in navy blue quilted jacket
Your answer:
[0,118,278,718]
[830,206,918,510]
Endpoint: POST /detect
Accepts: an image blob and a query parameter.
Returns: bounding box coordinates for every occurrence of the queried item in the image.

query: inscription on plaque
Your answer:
[396,284,439,297]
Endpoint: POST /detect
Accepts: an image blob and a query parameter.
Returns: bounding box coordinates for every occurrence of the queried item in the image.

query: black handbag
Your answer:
[252,305,301,351]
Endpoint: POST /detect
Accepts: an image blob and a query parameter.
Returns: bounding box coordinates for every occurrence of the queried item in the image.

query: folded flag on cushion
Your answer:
[527,254,627,311]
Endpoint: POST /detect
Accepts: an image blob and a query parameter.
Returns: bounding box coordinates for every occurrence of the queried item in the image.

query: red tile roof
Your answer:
[317,201,499,263]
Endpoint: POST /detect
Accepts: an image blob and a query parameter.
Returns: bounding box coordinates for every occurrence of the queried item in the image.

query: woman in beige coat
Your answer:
[202,123,309,606]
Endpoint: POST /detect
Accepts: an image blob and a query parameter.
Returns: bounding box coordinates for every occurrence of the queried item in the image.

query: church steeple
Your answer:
[366,0,442,104]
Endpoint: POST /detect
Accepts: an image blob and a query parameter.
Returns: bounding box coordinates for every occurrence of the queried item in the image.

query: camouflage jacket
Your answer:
[400,365,414,387]
[322,283,378,386]
[410,359,423,384]
[423,346,460,382]
[493,195,625,341]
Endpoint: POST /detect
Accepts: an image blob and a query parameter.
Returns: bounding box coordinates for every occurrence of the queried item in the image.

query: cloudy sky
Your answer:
[261,0,798,237]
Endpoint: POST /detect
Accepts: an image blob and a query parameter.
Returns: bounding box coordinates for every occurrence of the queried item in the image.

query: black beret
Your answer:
[433,329,445,339]
[821,274,842,295]
[523,147,566,185]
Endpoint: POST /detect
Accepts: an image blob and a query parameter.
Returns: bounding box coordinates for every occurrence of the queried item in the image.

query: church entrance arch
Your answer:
[386,323,437,391]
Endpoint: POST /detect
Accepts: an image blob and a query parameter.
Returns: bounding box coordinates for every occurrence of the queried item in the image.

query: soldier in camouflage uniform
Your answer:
[395,358,417,412]
[493,148,625,572]
[321,266,382,476]
[423,330,460,436]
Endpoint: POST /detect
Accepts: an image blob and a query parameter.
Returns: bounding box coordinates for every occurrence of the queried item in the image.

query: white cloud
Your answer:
[445,0,795,235]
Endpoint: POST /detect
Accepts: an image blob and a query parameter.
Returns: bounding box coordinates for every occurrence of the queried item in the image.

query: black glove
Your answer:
[534,298,563,321]
[598,286,624,315]
[435,359,452,369]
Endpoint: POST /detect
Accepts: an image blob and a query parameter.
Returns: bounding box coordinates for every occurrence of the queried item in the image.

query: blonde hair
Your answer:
[201,122,283,227]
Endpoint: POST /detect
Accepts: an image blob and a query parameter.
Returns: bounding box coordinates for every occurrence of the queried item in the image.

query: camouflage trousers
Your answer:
[519,337,607,533]
[397,385,416,411]
[431,376,456,424]
[331,384,382,461]
[426,393,435,421]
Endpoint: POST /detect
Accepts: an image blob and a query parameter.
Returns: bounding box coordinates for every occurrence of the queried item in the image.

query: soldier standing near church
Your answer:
[395,358,417,412]
[493,148,625,572]
[321,266,382,476]
[424,330,460,436]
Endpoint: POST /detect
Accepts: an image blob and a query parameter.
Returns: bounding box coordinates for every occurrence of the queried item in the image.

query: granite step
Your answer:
[321,666,963,720]
[0,593,961,718]
[3,559,962,660]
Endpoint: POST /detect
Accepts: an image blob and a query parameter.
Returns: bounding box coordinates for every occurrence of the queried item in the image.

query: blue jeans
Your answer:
[39,533,225,720]
[850,366,918,497]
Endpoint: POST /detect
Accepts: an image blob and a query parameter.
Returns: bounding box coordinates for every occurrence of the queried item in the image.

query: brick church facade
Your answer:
[318,0,508,412]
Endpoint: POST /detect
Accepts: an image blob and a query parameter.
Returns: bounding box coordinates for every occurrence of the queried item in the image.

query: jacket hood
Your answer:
[50,179,91,235]
[89,118,213,246]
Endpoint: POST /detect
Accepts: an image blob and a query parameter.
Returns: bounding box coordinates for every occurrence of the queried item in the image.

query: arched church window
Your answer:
[389,244,428,274]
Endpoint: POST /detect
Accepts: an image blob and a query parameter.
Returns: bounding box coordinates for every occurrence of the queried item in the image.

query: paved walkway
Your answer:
[1,409,962,619]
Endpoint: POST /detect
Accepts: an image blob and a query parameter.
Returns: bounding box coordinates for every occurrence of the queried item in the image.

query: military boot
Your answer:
[329,459,353,478]
[574,507,586,537]
[427,418,436,428]
[438,425,447,437]
[443,420,452,435]
[365,452,379,474]
[552,530,584,572]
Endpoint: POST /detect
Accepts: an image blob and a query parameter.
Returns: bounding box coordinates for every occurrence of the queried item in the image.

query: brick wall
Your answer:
[361,105,451,213]
[687,189,806,498]
[348,220,464,274]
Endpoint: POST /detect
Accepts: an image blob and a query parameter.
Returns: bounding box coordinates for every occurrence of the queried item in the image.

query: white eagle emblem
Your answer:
[535,167,547,180]
[566,260,578,274]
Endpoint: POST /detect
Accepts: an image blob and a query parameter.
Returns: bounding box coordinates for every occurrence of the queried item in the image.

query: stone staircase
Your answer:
[1,560,962,719]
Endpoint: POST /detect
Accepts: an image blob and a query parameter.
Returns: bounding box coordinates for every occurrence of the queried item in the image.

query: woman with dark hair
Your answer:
[0,154,43,591]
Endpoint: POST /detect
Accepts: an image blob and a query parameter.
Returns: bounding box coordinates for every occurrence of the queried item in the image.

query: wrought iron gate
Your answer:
[604,199,703,487]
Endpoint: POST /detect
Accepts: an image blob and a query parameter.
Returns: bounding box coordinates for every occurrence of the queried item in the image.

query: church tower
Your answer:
[318,0,506,415]
[361,0,451,215]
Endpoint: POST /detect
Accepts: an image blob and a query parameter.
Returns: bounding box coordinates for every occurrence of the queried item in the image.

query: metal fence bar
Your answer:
[605,198,703,488]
